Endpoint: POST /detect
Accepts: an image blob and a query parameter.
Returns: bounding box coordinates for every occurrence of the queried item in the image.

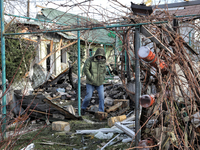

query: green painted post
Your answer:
[115,34,119,69]
[77,17,81,116]
[125,50,127,73]
[5,13,68,26]
[4,21,169,36]
[1,0,6,138]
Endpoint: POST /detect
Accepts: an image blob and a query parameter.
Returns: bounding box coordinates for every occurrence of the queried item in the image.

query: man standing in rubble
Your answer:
[81,48,106,115]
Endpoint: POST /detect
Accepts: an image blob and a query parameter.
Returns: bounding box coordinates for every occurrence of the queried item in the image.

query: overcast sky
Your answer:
[4,0,185,22]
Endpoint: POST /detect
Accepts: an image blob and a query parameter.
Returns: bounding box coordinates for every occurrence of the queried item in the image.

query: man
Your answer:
[81,48,106,115]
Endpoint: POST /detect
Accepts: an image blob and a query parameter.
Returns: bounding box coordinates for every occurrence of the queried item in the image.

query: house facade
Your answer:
[17,8,116,76]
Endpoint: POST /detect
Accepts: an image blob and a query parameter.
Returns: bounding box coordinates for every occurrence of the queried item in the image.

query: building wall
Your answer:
[54,43,62,75]
[40,41,47,70]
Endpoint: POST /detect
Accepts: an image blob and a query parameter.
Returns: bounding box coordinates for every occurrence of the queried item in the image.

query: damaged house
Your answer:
[17,8,116,76]
[2,8,118,126]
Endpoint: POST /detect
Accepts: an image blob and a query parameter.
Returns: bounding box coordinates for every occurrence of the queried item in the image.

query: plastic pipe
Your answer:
[139,94,155,108]
[138,46,168,74]
[101,134,120,150]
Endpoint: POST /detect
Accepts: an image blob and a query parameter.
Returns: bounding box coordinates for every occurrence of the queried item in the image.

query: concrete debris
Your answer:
[20,143,35,150]
[52,121,70,132]
[104,97,114,105]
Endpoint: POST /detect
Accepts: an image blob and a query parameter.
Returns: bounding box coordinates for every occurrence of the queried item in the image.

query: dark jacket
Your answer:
[83,48,106,86]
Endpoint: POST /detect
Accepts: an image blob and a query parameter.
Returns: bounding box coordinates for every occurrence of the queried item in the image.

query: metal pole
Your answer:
[134,26,141,148]
[77,17,81,116]
[189,31,191,46]
[115,33,118,70]
[7,12,200,24]
[27,0,30,21]
[4,21,168,36]
[5,13,68,26]
[1,0,6,138]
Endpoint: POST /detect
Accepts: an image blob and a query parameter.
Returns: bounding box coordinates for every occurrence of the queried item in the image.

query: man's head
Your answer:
[93,48,106,61]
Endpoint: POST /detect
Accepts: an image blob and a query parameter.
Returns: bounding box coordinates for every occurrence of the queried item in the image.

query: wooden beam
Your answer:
[22,37,37,43]
[38,40,77,65]
[50,40,53,52]
[29,109,52,116]
[36,5,46,8]
[106,102,122,113]
[4,17,16,32]
[23,40,77,78]
[41,39,52,42]
[58,38,62,53]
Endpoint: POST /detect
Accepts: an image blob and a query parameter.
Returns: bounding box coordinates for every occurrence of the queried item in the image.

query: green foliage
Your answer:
[0,38,35,82]
[69,44,85,74]
[107,31,116,38]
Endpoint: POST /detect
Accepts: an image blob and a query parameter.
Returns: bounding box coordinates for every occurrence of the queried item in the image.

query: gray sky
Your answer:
[4,0,186,22]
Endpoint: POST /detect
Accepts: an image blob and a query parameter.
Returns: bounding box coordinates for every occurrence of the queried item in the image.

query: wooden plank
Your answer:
[113,99,129,108]
[95,111,108,121]
[106,102,122,113]
[43,98,82,120]
[46,96,61,100]
[50,40,53,52]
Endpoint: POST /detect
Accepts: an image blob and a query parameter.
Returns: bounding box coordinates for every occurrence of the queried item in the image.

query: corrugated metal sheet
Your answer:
[39,8,115,44]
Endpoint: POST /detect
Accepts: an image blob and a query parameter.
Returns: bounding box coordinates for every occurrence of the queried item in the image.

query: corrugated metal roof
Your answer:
[168,5,200,17]
[155,5,200,20]
[39,8,115,45]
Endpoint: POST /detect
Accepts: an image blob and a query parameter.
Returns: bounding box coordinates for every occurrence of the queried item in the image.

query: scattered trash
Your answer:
[94,131,113,140]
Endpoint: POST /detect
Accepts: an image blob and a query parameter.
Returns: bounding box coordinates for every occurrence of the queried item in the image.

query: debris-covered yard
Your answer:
[2,0,200,150]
